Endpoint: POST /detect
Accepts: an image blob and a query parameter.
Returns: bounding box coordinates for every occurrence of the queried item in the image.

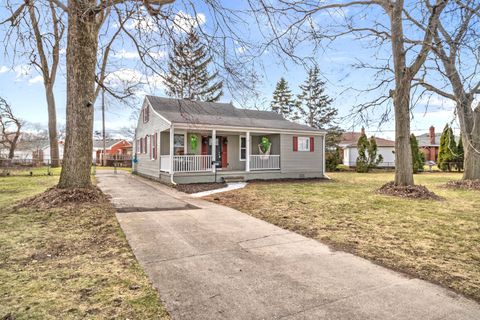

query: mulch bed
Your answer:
[175,182,227,194]
[445,179,480,191]
[19,186,107,209]
[377,182,443,200]
[248,178,330,184]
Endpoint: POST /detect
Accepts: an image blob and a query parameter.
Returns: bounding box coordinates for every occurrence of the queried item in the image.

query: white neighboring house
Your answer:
[339,129,396,168]
[0,139,64,163]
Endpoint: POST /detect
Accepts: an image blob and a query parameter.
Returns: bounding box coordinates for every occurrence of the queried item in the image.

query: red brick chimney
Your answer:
[361,127,365,135]
[429,126,435,145]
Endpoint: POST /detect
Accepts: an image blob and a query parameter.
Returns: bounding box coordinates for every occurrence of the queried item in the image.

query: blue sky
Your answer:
[0,1,461,141]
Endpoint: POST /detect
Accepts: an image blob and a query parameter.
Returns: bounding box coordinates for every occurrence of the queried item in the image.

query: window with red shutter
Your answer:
[154,133,158,159]
[293,136,298,152]
[310,137,314,152]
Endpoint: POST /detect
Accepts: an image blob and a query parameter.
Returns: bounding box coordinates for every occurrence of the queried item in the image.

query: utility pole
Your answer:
[102,88,106,167]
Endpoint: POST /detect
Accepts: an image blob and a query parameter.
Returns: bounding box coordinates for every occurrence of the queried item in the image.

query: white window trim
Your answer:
[298,136,311,152]
[150,133,156,161]
[239,135,246,161]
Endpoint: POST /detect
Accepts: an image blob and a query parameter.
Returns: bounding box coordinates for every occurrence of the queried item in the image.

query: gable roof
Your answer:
[416,133,442,147]
[93,139,131,150]
[339,132,396,148]
[146,96,323,133]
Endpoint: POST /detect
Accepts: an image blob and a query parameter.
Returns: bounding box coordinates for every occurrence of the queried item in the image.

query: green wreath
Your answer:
[190,134,198,150]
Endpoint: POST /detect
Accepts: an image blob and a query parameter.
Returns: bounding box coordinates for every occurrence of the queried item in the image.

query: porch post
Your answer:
[169,125,174,174]
[246,131,250,172]
[212,129,216,172]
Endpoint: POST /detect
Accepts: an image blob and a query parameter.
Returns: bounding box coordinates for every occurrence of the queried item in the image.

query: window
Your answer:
[144,136,148,153]
[143,106,149,123]
[151,133,157,160]
[174,134,185,155]
[298,137,310,152]
[239,136,246,161]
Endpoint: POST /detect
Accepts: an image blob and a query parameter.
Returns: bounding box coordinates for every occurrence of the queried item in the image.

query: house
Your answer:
[133,96,326,184]
[338,128,396,168]
[0,138,64,164]
[416,126,440,162]
[93,139,132,166]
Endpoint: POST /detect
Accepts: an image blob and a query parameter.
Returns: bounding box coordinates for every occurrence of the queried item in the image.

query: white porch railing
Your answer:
[173,155,212,172]
[160,155,171,172]
[250,155,280,170]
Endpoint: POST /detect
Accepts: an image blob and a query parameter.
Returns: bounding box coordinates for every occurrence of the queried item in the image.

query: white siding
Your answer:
[134,99,171,178]
[343,146,395,167]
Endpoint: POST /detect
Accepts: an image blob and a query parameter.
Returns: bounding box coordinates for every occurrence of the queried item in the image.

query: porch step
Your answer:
[223,176,246,183]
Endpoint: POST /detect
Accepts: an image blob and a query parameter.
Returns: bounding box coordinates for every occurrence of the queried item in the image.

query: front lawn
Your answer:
[205,172,480,301]
[0,176,169,319]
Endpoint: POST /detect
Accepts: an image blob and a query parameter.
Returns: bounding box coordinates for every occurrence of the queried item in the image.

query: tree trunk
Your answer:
[45,85,60,167]
[390,1,414,186]
[58,1,98,189]
[462,109,480,180]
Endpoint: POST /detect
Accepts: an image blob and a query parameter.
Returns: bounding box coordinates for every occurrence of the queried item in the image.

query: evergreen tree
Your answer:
[296,66,336,129]
[438,124,457,171]
[164,30,223,102]
[410,134,425,174]
[270,78,298,120]
[456,137,464,172]
[356,134,383,173]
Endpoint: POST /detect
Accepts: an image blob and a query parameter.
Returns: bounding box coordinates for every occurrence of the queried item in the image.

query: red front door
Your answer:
[202,136,228,168]
[221,138,228,168]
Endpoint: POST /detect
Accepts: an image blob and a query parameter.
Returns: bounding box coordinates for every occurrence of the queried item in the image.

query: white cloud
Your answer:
[172,11,206,33]
[236,46,246,54]
[125,14,158,34]
[112,49,139,59]
[0,66,9,74]
[105,68,165,91]
[417,95,455,110]
[13,64,33,78]
[28,75,44,84]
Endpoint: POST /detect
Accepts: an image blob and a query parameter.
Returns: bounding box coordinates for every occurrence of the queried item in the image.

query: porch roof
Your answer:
[146,96,324,133]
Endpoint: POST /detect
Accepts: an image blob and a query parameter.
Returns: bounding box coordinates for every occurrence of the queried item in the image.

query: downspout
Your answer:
[323,133,331,180]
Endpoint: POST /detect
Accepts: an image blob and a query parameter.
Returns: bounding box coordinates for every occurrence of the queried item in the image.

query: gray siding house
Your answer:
[133,96,326,184]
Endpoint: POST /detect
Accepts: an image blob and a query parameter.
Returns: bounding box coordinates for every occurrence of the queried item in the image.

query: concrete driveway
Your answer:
[97,171,480,320]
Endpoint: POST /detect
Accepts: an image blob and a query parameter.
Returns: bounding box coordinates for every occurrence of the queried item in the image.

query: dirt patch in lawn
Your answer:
[176,182,227,194]
[19,186,107,209]
[377,182,443,200]
[445,179,480,191]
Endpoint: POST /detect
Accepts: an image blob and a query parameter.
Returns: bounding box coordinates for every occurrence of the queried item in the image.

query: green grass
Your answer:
[0,176,169,319]
[1,165,131,177]
[206,172,480,301]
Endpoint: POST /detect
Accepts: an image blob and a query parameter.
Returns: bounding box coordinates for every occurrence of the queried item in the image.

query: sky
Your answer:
[0,1,465,141]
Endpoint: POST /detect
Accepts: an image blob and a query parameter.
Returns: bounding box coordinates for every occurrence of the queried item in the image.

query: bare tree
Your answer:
[2,0,265,189]
[250,0,447,186]
[1,1,65,167]
[415,1,480,180]
[0,97,22,159]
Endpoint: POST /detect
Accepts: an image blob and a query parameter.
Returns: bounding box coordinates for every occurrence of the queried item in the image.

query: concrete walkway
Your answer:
[97,171,480,320]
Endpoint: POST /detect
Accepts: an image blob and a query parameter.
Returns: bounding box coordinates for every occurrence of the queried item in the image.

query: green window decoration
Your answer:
[260,136,270,153]
[190,134,198,151]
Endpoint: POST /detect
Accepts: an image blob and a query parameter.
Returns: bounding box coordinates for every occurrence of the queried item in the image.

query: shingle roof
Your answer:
[146,96,323,132]
[339,132,396,147]
[93,139,131,150]
[416,133,442,147]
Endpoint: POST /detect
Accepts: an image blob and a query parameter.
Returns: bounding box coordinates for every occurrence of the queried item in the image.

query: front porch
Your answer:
[158,127,281,174]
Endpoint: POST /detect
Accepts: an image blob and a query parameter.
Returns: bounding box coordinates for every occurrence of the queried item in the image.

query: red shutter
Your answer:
[293,136,298,152]
[310,137,314,152]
